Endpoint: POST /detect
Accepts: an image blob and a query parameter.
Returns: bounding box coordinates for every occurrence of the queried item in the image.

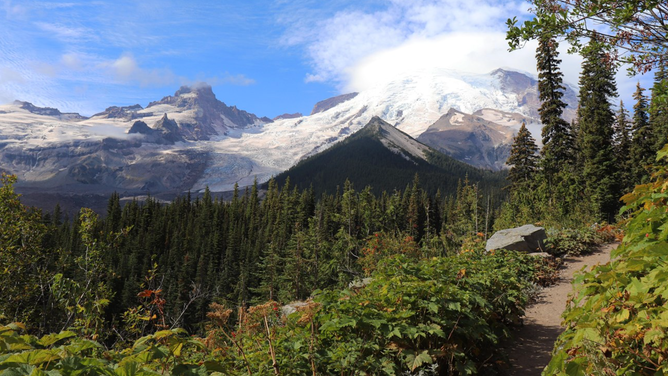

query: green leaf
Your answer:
[2,350,60,367]
[202,361,226,373]
[36,332,76,348]
[171,364,208,376]
[405,350,432,372]
[114,362,160,376]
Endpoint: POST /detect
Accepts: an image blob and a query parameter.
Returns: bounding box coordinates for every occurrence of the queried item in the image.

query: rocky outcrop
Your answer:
[128,120,153,135]
[417,108,516,170]
[486,225,547,252]
[310,93,358,115]
[15,101,86,120]
[153,114,184,144]
[273,113,302,121]
[93,104,145,120]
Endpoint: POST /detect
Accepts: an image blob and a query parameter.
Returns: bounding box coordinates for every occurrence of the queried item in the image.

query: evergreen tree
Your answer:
[650,63,668,152]
[507,122,539,190]
[630,83,653,184]
[536,36,573,178]
[576,34,619,221]
[613,101,632,193]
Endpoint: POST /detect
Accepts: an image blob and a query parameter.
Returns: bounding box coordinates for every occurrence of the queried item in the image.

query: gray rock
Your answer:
[281,301,310,316]
[348,277,374,289]
[486,224,546,252]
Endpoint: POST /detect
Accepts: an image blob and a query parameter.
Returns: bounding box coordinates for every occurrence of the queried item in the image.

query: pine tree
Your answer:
[650,63,668,152]
[536,36,574,178]
[507,122,539,190]
[613,101,633,193]
[630,83,653,184]
[576,34,619,221]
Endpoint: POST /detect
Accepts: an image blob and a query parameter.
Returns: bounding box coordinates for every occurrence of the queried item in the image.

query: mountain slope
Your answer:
[273,117,507,196]
[417,108,522,170]
[0,67,571,211]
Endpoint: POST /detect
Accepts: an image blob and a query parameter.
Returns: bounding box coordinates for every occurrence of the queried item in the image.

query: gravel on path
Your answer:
[507,243,618,375]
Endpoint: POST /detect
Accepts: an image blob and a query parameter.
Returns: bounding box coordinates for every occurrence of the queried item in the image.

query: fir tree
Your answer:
[630,82,653,184]
[613,101,632,193]
[650,63,668,152]
[507,122,539,190]
[536,36,573,178]
[576,34,619,221]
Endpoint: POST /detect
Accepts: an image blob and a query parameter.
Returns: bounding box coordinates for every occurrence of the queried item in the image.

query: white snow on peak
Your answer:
[376,121,430,162]
[0,68,544,193]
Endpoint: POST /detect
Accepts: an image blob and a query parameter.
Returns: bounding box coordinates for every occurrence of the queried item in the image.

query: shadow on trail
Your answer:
[507,322,562,375]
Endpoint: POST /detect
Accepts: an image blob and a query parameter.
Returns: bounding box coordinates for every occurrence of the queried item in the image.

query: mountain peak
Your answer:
[144,84,265,138]
[273,113,302,121]
[174,83,216,99]
[311,92,358,115]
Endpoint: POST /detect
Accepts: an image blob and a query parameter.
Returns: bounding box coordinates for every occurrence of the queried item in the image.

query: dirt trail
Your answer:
[507,243,618,375]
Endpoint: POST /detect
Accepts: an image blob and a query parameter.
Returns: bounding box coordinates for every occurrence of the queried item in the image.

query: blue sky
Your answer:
[0,0,653,117]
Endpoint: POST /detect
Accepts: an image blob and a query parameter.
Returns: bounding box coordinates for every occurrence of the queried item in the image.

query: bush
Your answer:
[544,227,601,256]
[545,145,668,375]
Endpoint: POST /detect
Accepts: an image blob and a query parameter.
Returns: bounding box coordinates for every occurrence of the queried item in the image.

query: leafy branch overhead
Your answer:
[506,0,668,74]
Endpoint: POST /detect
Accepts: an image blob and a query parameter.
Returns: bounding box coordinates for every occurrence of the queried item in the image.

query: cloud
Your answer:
[0,66,25,84]
[216,73,256,86]
[346,32,586,91]
[2,0,27,19]
[284,0,650,112]
[34,22,97,43]
[106,53,176,87]
[61,53,83,71]
[284,0,532,86]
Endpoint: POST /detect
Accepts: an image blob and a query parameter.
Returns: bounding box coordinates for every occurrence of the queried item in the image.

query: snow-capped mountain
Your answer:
[271,116,507,196]
[0,67,577,210]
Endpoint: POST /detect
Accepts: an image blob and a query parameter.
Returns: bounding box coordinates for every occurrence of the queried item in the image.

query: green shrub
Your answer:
[545,145,668,375]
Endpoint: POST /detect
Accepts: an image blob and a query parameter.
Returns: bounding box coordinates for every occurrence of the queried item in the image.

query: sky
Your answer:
[0,0,655,118]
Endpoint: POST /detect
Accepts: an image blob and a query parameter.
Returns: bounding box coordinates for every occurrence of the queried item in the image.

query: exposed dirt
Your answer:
[507,243,618,375]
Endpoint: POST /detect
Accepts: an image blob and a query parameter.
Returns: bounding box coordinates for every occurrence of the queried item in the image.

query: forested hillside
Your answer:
[273,117,508,197]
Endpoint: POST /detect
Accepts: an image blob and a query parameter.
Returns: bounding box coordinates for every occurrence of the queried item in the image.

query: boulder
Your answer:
[281,301,310,316]
[486,224,546,252]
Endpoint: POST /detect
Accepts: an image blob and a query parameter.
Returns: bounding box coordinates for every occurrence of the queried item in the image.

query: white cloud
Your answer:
[34,22,97,43]
[61,53,83,71]
[217,73,256,86]
[0,66,26,84]
[285,0,650,110]
[106,53,176,87]
[284,0,532,87]
[2,0,27,19]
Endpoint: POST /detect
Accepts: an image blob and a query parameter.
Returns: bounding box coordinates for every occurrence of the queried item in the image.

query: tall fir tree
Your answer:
[613,101,632,193]
[576,34,619,221]
[536,36,574,179]
[630,82,653,184]
[507,122,539,190]
[650,63,668,152]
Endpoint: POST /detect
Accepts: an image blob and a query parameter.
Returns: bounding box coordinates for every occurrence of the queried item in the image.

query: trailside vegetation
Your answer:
[545,145,668,375]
